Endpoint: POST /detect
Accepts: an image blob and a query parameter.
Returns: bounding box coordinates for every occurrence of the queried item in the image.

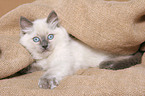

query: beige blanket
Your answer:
[0,0,145,95]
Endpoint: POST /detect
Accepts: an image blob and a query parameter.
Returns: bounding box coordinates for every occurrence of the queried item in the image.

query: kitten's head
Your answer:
[19,11,68,59]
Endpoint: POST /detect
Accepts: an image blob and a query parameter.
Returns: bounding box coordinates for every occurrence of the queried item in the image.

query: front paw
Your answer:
[38,77,59,89]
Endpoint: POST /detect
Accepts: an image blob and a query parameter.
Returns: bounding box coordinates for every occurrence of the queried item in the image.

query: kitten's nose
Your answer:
[42,45,48,49]
[41,39,48,49]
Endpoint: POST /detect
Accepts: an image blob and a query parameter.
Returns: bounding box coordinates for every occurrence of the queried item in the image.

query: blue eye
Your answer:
[33,37,40,42]
[48,34,54,40]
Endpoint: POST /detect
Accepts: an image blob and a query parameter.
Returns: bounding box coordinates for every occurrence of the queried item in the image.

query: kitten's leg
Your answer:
[99,42,145,70]
[6,62,42,78]
[17,62,42,75]
[99,52,143,70]
[38,63,73,89]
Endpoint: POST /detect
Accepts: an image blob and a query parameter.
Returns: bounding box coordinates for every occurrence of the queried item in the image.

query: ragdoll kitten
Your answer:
[19,11,144,89]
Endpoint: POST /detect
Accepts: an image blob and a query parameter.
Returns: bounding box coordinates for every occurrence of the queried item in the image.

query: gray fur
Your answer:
[99,42,145,70]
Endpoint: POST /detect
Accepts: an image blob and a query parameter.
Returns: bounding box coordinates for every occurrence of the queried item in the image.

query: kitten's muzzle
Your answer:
[41,40,48,49]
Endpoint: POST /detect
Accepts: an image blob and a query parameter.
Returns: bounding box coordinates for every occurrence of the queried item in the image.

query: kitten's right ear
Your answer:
[20,16,33,35]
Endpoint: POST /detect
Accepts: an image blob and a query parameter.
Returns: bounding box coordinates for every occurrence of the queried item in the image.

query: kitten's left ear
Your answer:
[47,10,59,29]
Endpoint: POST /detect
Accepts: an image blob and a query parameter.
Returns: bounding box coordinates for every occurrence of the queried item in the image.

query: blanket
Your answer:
[0,0,145,95]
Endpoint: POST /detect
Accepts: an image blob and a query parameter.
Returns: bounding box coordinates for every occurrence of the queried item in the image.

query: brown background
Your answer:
[0,0,34,17]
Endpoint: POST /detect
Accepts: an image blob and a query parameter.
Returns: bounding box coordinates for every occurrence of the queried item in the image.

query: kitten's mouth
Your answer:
[39,46,52,53]
[37,48,49,53]
[41,49,49,53]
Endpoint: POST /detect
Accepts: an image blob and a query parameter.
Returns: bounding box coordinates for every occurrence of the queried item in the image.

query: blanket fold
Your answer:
[1,64,145,96]
[0,35,33,78]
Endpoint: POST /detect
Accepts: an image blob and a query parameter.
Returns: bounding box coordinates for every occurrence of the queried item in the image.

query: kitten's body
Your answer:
[19,11,144,89]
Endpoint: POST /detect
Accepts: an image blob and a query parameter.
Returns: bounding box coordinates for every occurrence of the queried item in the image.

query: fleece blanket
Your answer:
[0,0,145,95]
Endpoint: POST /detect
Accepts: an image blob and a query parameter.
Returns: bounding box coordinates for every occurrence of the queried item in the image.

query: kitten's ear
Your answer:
[47,10,59,28]
[20,16,33,34]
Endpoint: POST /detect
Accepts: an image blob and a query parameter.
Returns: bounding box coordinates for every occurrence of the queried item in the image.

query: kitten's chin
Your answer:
[40,49,52,56]
[33,50,52,60]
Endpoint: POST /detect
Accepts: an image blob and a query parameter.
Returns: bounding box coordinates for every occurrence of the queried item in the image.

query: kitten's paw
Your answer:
[99,61,116,70]
[38,77,59,89]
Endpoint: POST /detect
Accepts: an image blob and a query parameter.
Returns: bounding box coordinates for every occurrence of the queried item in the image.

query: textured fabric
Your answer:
[0,0,145,54]
[0,35,34,78]
[0,63,145,96]
[0,0,145,95]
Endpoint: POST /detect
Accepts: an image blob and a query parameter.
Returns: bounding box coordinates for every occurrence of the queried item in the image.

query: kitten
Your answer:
[19,11,144,89]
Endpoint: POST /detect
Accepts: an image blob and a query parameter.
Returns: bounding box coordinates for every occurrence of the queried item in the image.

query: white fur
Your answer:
[20,18,113,89]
